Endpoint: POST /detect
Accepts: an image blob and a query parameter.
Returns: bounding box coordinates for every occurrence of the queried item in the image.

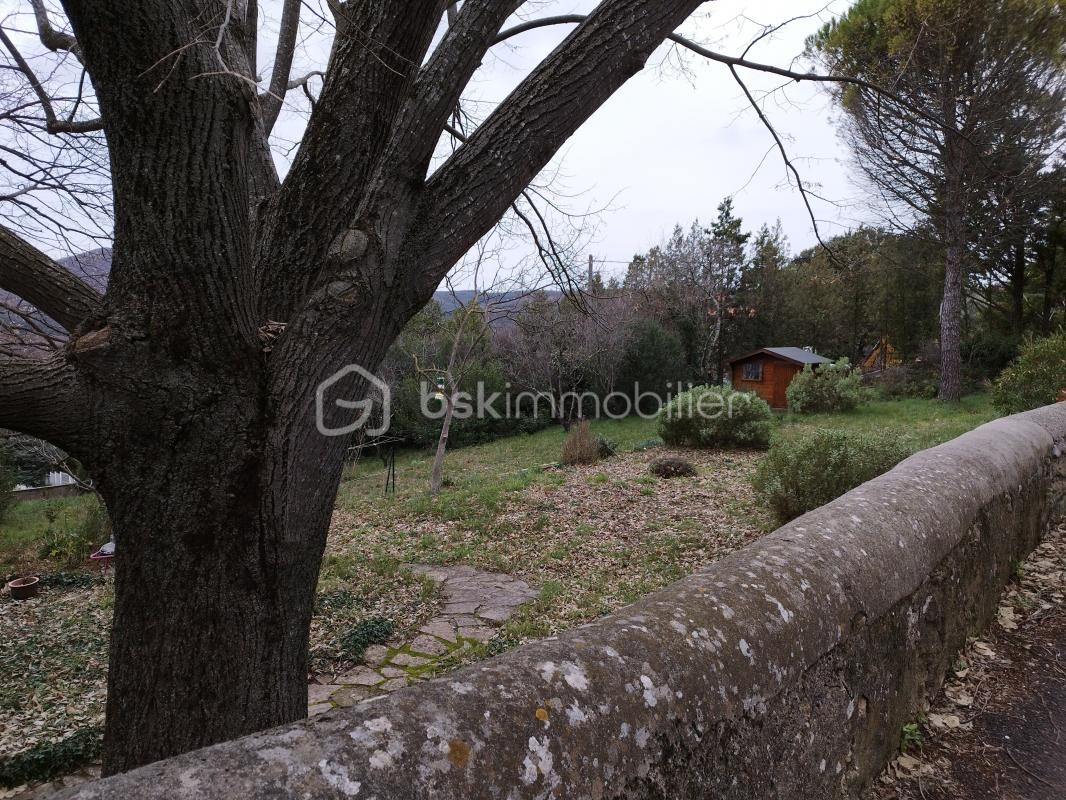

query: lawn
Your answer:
[0,394,1001,788]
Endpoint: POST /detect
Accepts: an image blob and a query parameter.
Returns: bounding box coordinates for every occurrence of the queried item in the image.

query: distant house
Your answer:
[729,347,832,409]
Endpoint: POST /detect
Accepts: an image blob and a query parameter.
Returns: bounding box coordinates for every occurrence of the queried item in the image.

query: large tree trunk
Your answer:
[88,338,374,773]
[102,477,320,774]
[939,233,965,401]
[939,160,968,402]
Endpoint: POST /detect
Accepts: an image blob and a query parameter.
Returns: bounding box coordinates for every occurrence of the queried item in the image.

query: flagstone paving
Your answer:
[307,564,537,715]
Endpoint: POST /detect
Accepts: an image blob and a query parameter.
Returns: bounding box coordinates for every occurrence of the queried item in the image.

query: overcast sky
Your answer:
[5,1,870,277]
[473,0,865,280]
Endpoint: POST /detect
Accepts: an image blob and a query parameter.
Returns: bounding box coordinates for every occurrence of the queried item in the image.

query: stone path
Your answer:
[307,564,537,715]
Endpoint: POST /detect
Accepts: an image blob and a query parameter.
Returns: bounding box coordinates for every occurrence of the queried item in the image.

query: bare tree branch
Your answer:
[29,0,81,59]
[259,0,301,135]
[0,25,100,134]
[409,0,707,289]
[0,222,100,331]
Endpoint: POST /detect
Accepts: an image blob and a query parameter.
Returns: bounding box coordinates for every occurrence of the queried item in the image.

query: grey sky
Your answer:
[266,1,867,285]
[3,1,867,277]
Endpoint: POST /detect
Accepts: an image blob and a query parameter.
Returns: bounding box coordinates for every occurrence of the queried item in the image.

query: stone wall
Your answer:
[9,483,87,504]
[60,404,1066,799]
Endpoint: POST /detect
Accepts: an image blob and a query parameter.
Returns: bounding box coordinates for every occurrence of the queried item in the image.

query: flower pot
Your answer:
[7,576,40,600]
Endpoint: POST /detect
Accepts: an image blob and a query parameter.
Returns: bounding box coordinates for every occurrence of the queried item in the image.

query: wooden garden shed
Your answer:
[729,347,832,409]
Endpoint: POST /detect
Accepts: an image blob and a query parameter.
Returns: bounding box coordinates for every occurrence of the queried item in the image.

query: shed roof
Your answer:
[729,347,832,366]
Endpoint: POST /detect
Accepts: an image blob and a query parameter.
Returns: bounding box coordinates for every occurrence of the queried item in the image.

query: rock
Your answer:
[307,684,342,705]
[419,620,459,641]
[409,635,450,656]
[477,606,514,623]
[391,652,429,667]
[458,626,495,643]
[337,667,384,687]
[363,644,389,666]
[307,702,332,717]
[331,686,371,707]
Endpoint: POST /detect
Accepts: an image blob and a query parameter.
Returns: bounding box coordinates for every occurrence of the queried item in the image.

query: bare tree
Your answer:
[0,0,733,773]
[0,0,976,775]
[410,235,546,496]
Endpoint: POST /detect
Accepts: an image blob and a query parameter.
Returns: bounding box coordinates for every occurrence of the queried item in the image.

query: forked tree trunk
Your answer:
[89,350,371,774]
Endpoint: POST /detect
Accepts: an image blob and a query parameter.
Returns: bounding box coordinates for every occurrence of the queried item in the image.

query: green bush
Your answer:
[595,435,617,459]
[37,494,111,567]
[649,456,697,478]
[658,385,773,449]
[786,358,864,413]
[753,429,911,524]
[0,728,102,788]
[992,331,1066,414]
[877,364,939,400]
[340,617,394,661]
[391,363,550,448]
[614,319,688,415]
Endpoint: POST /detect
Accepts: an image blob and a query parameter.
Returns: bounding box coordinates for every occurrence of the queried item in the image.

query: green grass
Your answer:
[0,495,97,575]
[775,393,998,450]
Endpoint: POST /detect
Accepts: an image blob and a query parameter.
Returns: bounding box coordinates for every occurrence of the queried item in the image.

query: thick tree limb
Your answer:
[382,0,525,183]
[254,1,447,317]
[0,223,100,332]
[494,14,953,135]
[0,351,88,453]
[408,0,708,286]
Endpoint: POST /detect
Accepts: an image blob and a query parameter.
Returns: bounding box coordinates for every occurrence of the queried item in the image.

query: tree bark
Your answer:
[940,201,966,402]
[91,344,376,773]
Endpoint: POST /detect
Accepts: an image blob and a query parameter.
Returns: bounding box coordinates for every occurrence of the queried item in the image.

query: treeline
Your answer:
[381,178,1065,449]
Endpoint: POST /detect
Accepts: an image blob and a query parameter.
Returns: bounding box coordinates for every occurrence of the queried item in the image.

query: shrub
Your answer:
[561,421,601,466]
[753,429,911,524]
[596,435,617,459]
[37,494,111,567]
[0,728,102,788]
[340,617,394,661]
[649,456,697,478]
[658,385,773,449]
[391,363,551,449]
[992,331,1066,414]
[786,358,864,413]
[614,319,688,415]
[876,364,939,400]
